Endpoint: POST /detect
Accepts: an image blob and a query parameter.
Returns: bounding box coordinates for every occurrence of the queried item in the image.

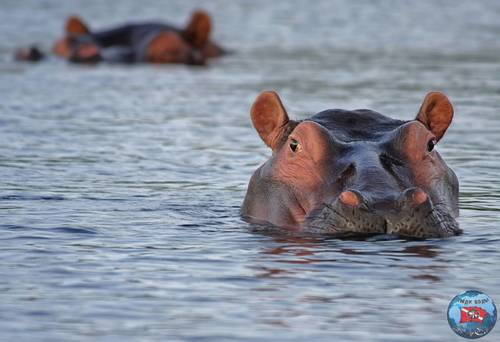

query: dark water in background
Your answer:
[1,0,500,341]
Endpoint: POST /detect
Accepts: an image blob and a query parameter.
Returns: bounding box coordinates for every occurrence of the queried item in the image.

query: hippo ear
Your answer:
[65,16,90,36]
[183,10,212,48]
[251,91,296,150]
[415,92,454,142]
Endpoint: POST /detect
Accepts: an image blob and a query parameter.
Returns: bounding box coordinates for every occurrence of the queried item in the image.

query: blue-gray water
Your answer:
[1,1,500,341]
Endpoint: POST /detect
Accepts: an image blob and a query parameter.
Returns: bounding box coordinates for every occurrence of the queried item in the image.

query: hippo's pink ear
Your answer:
[415,92,454,142]
[251,91,294,150]
[65,16,90,36]
[183,10,212,48]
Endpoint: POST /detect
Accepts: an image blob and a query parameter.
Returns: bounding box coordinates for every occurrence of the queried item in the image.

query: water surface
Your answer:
[1,1,500,341]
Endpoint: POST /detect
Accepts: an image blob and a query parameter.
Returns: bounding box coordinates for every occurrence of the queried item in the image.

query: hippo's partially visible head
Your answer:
[242,91,461,238]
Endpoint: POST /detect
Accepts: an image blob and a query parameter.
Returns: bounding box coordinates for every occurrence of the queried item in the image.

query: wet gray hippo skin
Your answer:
[242,91,461,238]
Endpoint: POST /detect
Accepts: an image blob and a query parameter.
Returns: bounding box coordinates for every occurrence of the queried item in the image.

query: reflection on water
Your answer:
[247,234,457,338]
[1,0,500,341]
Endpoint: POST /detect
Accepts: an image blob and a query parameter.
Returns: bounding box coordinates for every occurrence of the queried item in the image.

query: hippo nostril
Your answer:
[401,187,429,207]
[339,190,360,207]
[412,189,428,205]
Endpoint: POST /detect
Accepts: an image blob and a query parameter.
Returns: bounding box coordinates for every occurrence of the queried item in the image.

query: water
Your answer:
[1,1,500,341]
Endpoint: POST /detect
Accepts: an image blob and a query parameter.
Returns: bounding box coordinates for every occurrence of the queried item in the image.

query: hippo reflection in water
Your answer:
[242,91,461,238]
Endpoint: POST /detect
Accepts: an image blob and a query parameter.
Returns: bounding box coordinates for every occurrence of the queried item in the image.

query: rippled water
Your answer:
[1,1,500,341]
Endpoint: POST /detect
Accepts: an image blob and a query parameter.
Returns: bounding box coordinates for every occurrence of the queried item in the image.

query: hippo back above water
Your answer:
[242,91,461,238]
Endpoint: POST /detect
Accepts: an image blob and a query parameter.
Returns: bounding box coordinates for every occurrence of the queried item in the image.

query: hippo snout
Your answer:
[305,188,461,238]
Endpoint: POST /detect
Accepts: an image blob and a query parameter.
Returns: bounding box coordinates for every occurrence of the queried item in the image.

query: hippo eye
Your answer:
[289,139,299,152]
[427,139,436,152]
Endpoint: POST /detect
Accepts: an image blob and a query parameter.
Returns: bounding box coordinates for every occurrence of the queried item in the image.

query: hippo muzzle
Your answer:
[242,90,461,239]
[305,187,460,238]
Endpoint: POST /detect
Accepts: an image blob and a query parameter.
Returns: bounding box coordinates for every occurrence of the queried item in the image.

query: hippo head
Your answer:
[242,91,461,238]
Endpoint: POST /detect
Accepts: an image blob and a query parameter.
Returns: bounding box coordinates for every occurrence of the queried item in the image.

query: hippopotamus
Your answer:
[242,91,461,238]
[16,10,226,65]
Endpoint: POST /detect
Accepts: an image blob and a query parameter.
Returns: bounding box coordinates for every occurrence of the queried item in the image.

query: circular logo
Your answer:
[447,290,497,339]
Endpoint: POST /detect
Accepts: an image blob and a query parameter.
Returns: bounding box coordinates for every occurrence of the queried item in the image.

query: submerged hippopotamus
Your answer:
[16,10,226,65]
[242,91,461,238]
